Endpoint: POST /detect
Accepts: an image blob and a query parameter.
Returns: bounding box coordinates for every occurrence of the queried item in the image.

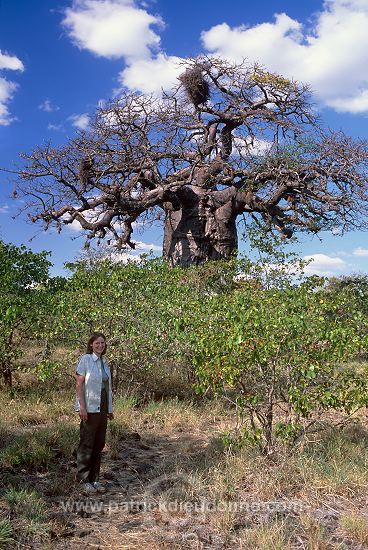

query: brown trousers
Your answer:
[77,389,108,483]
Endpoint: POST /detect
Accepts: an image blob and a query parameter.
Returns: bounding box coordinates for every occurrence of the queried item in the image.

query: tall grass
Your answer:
[0,519,14,549]
[1,488,49,546]
[0,424,78,469]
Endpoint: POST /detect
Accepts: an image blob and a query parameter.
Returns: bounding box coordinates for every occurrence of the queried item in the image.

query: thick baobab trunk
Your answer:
[163,186,238,267]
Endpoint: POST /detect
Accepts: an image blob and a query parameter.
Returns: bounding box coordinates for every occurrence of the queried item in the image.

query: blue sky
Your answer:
[0,0,368,276]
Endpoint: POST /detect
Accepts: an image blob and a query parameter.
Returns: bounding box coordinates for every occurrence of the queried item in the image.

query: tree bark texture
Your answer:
[163,186,238,266]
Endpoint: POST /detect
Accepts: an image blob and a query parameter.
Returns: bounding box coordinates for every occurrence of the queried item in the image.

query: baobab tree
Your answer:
[15,57,368,266]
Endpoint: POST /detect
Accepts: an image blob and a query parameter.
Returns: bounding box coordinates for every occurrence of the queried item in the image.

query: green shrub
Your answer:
[193,231,368,454]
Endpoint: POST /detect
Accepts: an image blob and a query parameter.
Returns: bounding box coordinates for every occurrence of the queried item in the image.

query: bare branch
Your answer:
[11,57,368,264]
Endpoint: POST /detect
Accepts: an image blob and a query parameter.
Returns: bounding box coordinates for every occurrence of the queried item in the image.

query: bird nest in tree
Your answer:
[179,66,210,108]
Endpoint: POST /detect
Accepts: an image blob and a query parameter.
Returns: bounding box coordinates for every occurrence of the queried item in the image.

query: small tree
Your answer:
[0,241,51,386]
[192,235,368,454]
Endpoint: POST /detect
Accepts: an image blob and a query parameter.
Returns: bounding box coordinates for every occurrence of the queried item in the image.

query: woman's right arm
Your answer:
[76,374,88,421]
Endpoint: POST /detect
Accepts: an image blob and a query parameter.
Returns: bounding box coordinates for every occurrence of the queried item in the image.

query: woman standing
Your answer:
[75,332,114,494]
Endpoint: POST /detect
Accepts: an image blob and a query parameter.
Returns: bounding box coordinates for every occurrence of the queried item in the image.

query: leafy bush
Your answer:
[44,256,236,395]
[6,230,367,454]
[192,234,368,454]
[0,240,52,387]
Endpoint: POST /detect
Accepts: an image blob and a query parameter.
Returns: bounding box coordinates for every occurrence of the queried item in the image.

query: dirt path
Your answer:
[48,430,225,550]
[3,418,368,549]
[41,424,368,550]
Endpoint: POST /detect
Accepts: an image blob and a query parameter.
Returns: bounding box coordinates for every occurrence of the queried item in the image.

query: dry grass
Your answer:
[297,426,368,498]
[0,382,367,549]
[339,511,368,546]
[236,521,291,550]
[298,513,331,549]
[137,397,227,434]
[0,423,78,469]
[0,389,75,429]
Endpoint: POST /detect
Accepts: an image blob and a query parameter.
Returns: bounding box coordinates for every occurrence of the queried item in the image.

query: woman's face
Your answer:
[92,337,106,357]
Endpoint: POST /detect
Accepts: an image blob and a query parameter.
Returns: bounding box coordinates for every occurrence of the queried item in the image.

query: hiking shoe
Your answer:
[92,481,106,493]
[81,482,98,495]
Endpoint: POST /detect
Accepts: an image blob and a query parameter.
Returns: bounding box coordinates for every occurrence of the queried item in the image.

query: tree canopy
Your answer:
[15,57,368,266]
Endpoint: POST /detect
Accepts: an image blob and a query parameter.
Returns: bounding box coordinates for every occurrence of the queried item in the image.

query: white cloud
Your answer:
[39,98,60,112]
[331,226,342,236]
[0,51,24,71]
[62,0,368,115]
[69,113,90,130]
[327,91,368,114]
[0,78,17,125]
[48,123,63,131]
[201,0,368,114]
[132,220,144,227]
[120,53,182,93]
[79,239,152,264]
[135,240,161,252]
[353,247,368,257]
[99,248,144,263]
[62,1,180,94]
[78,240,143,262]
[232,136,273,157]
[302,253,346,276]
[202,14,303,75]
[62,0,163,61]
[65,219,84,232]
[111,252,143,263]
[0,205,9,214]
[0,50,24,125]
